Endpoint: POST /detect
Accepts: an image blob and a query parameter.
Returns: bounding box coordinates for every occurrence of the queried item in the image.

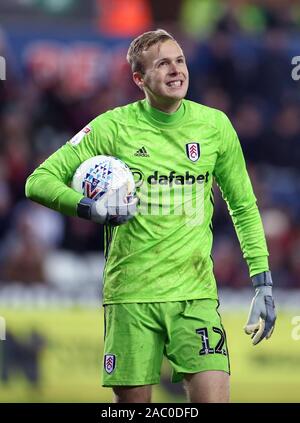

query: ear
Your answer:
[133,72,144,91]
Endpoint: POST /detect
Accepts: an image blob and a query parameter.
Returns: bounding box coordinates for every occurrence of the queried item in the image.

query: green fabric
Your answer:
[102,299,230,386]
[25,98,269,303]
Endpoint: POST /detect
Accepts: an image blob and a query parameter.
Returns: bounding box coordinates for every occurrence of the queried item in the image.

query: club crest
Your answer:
[104,354,116,374]
[186,143,200,162]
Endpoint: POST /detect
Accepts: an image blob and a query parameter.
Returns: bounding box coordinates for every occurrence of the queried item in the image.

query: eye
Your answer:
[158,61,168,67]
[177,58,184,64]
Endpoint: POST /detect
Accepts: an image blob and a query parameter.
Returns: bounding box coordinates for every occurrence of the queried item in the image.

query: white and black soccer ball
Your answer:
[71,155,135,202]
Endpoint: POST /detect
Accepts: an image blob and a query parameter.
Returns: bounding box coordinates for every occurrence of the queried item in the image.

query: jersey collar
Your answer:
[142,99,185,127]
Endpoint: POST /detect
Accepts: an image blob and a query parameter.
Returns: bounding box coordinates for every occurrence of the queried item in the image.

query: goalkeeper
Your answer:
[25,29,276,403]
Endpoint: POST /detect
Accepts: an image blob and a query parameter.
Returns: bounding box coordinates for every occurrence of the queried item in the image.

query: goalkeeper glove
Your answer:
[244,271,276,345]
[76,183,138,226]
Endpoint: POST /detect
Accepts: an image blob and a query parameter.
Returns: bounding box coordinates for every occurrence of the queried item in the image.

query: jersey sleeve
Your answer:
[25,114,116,216]
[213,111,269,277]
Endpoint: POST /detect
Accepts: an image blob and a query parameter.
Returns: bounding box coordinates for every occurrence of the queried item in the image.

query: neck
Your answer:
[145,95,182,114]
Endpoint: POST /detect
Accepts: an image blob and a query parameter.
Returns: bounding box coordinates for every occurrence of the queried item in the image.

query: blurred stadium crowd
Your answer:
[0,0,300,290]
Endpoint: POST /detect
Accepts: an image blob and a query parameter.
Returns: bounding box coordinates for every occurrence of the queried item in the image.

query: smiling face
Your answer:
[133,40,189,113]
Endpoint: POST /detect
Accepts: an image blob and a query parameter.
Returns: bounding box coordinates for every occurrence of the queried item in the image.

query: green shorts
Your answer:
[102,299,230,387]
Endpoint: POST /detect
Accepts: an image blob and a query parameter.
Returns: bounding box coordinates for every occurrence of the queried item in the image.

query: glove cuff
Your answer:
[77,197,93,220]
[252,271,273,288]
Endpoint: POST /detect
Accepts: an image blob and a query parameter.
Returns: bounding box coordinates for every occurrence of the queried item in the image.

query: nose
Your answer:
[169,61,179,74]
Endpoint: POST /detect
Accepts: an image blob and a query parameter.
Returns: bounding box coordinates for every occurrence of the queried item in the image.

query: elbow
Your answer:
[25,173,35,200]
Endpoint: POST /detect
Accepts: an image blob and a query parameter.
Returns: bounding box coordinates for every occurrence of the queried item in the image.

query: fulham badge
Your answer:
[104,354,116,374]
[186,142,200,162]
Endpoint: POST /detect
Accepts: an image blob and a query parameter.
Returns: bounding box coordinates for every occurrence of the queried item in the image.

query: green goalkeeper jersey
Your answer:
[25,99,269,304]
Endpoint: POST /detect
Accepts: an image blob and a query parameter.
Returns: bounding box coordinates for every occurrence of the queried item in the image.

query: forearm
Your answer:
[25,168,83,216]
[230,201,269,277]
[25,142,87,215]
[25,164,138,225]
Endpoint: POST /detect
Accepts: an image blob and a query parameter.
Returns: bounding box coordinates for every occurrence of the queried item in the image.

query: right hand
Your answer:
[77,183,138,225]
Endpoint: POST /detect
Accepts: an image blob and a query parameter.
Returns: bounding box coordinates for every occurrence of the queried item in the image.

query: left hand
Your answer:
[244,271,276,345]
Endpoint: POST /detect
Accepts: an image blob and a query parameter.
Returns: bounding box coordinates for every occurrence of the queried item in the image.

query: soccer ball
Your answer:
[71,155,135,202]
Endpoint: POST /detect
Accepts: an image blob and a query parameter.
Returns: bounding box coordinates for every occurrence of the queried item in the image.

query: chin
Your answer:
[166,87,187,100]
[168,91,186,101]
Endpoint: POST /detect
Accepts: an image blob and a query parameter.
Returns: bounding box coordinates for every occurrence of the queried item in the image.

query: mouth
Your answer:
[166,80,184,88]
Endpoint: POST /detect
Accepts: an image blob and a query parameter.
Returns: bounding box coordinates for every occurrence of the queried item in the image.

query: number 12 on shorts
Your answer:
[196,327,227,356]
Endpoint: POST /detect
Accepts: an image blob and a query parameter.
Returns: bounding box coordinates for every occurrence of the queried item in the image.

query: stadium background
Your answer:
[0,0,300,402]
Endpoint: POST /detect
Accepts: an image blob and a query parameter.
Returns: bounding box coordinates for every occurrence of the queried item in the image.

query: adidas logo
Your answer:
[134,146,150,157]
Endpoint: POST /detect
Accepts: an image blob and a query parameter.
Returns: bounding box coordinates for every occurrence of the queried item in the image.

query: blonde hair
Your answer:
[126,29,176,74]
